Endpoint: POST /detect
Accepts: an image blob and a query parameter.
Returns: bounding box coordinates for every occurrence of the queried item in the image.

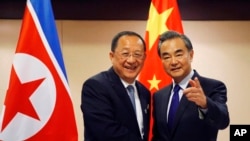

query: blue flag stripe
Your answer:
[30,0,68,81]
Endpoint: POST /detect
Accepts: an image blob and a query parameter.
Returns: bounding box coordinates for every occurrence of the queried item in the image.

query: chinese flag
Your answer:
[0,0,78,140]
[138,0,183,140]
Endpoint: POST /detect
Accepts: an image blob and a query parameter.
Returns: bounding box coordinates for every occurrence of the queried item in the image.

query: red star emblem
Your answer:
[1,66,45,131]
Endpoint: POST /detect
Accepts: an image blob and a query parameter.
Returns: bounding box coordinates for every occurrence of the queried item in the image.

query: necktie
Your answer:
[168,84,181,130]
[127,85,136,113]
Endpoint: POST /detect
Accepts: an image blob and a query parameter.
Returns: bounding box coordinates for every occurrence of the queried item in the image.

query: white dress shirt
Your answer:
[121,79,144,139]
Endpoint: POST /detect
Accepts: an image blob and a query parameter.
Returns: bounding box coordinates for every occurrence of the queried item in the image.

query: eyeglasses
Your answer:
[115,51,145,60]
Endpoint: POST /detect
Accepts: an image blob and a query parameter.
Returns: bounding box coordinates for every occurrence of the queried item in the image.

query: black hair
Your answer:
[111,31,146,52]
[157,30,193,57]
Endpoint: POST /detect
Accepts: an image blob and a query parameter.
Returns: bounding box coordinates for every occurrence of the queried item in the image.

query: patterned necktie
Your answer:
[127,85,136,113]
[168,84,181,130]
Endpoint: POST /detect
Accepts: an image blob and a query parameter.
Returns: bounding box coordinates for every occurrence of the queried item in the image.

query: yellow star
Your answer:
[146,3,173,50]
[147,74,161,91]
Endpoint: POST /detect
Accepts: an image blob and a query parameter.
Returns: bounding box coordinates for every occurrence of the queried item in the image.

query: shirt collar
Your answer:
[120,78,136,88]
[172,70,194,89]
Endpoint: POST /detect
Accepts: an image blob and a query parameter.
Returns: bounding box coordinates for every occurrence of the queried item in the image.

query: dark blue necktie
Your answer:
[127,85,136,113]
[168,84,181,130]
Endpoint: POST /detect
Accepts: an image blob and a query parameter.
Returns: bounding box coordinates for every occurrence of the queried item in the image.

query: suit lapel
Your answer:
[136,83,149,116]
[112,82,137,119]
[158,86,172,135]
[136,82,151,135]
[170,71,200,134]
[108,68,137,119]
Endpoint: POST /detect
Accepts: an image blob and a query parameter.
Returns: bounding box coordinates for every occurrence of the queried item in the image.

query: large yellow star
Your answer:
[147,74,161,91]
[146,3,173,50]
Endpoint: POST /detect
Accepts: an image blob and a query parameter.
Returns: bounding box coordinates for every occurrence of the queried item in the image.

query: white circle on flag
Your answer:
[0,53,56,140]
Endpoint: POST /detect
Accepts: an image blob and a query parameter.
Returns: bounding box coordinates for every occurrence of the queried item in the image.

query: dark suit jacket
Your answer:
[81,67,151,141]
[152,70,230,141]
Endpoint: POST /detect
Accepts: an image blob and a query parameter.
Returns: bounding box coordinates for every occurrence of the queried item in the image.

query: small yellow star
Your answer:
[147,74,161,91]
[146,3,173,50]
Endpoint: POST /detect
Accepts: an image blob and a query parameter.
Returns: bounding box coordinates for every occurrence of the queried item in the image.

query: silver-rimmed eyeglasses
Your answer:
[115,51,145,60]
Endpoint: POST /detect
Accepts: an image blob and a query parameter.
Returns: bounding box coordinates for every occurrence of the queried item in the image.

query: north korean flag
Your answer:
[0,0,78,140]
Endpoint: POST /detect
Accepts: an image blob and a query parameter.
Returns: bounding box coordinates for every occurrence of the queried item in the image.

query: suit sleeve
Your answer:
[81,78,142,141]
[203,80,230,129]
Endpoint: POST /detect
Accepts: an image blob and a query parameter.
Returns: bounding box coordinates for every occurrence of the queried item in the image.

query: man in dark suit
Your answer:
[152,30,230,141]
[81,31,151,141]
